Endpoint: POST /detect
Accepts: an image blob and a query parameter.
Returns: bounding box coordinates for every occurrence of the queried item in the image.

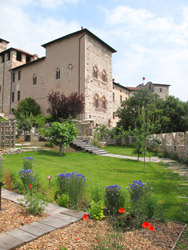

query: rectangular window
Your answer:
[16,51,22,61]
[33,75,37,85]
[120,95,122,103]
[113,93,115,101]
[12,72,15,82]
[113,112,115,119]
[2,55,4,63]
[7,51,10,61]
[17,91,20,101]
[18,71,21,80]
[160,88,162,92]
[12,92,14,102]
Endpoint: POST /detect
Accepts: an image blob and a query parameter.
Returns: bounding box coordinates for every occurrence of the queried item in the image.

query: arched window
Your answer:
[33,74,37,85]
[68,64,73,77]
[102,71,107,82]
[102,97,107,109]
[95,98,99,108]
[56,68,60,79]
[93,67,98,78]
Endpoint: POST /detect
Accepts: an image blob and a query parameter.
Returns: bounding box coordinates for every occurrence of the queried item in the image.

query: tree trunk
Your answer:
[144,146,146,173]
[59,144,63,156]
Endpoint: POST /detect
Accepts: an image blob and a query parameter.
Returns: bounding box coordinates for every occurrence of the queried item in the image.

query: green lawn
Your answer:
[105,145,157,157]
[3,150,188,223]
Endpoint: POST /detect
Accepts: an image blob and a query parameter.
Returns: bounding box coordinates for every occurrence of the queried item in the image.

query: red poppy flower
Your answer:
[142,222,151,228]
[119,208,125,213]
[148,225,154,231]
[29,184,32,189]
[82,214,89,220]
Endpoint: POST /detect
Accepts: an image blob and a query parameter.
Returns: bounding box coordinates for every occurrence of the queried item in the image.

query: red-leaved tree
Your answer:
[47,91,85,122]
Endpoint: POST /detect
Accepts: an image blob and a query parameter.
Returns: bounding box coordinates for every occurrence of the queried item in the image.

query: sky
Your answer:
[1,0,188,101]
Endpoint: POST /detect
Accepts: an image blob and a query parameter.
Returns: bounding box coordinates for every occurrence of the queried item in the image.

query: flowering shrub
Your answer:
[105,185,125,215]
[19,169,37,191]
[23,156,33,170]
[56,171,87,209]
[128,180,150,203]
[128,180,164,228]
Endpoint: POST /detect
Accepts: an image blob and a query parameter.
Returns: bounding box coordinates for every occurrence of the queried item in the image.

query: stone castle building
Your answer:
[0,29,170,127]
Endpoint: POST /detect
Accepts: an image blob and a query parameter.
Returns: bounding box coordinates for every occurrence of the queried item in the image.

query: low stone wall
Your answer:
[149,131,188,159]
[105,131,188,160]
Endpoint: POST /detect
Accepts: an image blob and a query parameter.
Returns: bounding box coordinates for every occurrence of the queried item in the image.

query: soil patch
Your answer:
[0,198,47,234]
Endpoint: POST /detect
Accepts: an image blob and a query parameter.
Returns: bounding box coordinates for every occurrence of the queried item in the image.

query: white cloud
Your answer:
[39,0,78,8]
[101,5,188,101]
[0,2,80,56]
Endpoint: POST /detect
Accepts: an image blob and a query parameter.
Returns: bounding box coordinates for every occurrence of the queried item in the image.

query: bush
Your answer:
[57,194,70,208]
[56,171,88,209]
[89,201,105,221]
[91,184,104,203]
[18,191,47,215]
[23,156,33,170]
[19,169,39,192]
[128,180,165,228]
[105,185,125,215]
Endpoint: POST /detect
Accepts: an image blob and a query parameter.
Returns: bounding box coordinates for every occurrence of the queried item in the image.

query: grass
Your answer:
[105,145,157,157]
[175,225,188,250]
[3,150,188,223]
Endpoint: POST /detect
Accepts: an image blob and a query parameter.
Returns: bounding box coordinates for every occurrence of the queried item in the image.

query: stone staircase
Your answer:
[71,138,108,155]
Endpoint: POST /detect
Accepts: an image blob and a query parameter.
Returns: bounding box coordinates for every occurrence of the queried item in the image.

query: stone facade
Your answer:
[0,38,36,114]
[84,33,114,126]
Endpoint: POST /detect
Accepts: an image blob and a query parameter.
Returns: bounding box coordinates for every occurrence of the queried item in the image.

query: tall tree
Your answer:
[47,91,85,122]
[117,88,161,132]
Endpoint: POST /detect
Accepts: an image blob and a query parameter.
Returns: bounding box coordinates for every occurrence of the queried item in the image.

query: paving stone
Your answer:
[0,233,24,250]
[53,213,79,223]
[61,209,88,219]
[29,221,56,233]
[7,228,38,243]
[178,196,188,199]
[37,215,71,229]
[18,224,48,237]
[45,203,68,215]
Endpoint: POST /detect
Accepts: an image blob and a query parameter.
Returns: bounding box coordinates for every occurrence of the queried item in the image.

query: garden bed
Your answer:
[0,198,47,234]
[15,218,185,250]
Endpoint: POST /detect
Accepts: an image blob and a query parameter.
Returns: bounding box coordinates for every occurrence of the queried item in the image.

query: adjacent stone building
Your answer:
[137,81,170,99]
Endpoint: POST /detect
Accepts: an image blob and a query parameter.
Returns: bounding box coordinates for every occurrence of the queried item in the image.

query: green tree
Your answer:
[46,121,78,156]
[130,107,159,172]
[117,88,188,133]
[156,96,188,132]
[14,97,41,118]
[117,88,161,131]
[14,98,42,136]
